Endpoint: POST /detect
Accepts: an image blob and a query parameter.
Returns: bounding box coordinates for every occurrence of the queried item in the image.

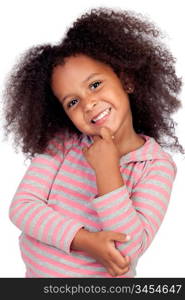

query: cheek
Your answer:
[108,85,128,104]
[66,109,84,127]
[69,111,93,134]
[117,91,130,109]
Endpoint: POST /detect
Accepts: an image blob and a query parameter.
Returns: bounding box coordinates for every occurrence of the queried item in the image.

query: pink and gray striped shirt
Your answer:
[9,130,176,277]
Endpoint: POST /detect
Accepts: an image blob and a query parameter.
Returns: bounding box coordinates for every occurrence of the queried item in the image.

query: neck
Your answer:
[114,124,145,157]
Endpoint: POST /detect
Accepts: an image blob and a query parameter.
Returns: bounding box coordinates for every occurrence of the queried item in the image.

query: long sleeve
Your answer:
[92,158,176,260]
[9,133,84,254]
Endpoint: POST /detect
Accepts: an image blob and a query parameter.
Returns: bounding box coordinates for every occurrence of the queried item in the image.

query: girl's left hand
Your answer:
[82,127,120,172]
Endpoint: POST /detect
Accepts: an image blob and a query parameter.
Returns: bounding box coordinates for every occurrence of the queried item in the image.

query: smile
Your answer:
[91,107,111,125]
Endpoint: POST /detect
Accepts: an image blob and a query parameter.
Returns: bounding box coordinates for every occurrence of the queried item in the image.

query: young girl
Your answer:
[3,7,184,278]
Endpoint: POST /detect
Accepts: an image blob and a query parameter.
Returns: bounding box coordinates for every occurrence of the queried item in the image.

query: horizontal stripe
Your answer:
[9,132,176,278]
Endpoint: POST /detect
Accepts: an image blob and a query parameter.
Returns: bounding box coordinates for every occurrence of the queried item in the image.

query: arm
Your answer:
[93,158,176,261]
[80,127,176,275]
[95,164,124,196]
[71,158,176,276]
[9,133,84,254]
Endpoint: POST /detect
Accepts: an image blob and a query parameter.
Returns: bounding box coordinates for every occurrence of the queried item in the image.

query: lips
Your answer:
[90,107,111,124]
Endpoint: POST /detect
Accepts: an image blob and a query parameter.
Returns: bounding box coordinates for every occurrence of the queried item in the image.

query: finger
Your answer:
[82,146,88,153]
[107,263,130,277]
[107,267,116,277]
[117,256,130,269]
[100,127,113,141]
[105,249,130,276]
[114,265,130,277]
[92,135,102,143]
[111,255,130,275]
[125,255,130,264]
[111,249,130,269]
[110,232,131,243]
[120,265,130,275]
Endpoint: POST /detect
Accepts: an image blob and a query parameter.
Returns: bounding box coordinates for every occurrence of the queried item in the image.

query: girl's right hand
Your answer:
[71,228,131,277]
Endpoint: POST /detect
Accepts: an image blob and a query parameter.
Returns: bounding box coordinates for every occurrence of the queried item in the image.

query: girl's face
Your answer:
[51,54,133,138]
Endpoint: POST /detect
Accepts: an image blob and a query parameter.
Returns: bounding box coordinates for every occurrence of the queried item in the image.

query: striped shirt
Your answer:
[9,130,176,277]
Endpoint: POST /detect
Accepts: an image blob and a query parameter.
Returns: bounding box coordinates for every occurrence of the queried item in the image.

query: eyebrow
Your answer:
[62,72,101,103]
[82,72,101,84]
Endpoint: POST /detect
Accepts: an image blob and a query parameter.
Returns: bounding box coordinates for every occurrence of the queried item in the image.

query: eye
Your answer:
[67,98,78,108]
[90,81,101,90]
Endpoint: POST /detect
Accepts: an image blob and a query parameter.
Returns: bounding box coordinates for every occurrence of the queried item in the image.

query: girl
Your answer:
[3,7,184,278]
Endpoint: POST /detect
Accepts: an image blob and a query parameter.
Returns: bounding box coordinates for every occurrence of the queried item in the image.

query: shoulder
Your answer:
[31,129,82,166]
[45,129,81,155]
[141,152,177,185]
[134,135,177,183]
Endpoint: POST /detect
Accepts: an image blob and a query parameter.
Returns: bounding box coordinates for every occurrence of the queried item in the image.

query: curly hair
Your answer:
[2,7,184,160]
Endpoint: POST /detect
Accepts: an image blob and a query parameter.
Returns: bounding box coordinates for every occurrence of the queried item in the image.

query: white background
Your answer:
[0,0,184,278]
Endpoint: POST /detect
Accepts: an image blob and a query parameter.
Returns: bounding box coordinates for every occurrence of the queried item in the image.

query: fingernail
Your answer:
[126,235,131,241]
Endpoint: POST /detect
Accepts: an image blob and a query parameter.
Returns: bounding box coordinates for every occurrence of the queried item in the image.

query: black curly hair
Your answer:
[2,7,184,160]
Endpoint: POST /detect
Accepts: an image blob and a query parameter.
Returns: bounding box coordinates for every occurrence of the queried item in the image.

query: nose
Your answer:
[83,98,97,113]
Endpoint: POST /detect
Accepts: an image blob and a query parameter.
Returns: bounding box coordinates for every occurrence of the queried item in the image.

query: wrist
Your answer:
[71,228,90,251]
[95,162,120,175]
[95,166,124,197]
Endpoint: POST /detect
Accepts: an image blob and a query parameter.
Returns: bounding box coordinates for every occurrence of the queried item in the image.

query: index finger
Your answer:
[100,127,113,141]
[92,135,102,143]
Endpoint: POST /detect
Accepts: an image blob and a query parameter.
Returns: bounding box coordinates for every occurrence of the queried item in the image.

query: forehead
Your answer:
[63,54,110,72]
[52,54,112,82]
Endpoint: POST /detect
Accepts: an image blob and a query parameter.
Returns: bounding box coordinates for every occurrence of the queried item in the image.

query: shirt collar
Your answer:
[82,134,173,165]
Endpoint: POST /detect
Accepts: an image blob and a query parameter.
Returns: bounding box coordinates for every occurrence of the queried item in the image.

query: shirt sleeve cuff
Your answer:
[93,185,130,208]
[61,222,85,255]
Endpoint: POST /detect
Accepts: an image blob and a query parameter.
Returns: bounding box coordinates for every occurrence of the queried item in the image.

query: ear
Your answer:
[119,71,135,94]
[126,85,134,94]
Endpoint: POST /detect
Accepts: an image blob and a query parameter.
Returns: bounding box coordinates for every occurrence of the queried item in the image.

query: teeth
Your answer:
[92,108,111,123]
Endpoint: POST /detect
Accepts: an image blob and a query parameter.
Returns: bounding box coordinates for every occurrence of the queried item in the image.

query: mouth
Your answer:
[90,107,112,125]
